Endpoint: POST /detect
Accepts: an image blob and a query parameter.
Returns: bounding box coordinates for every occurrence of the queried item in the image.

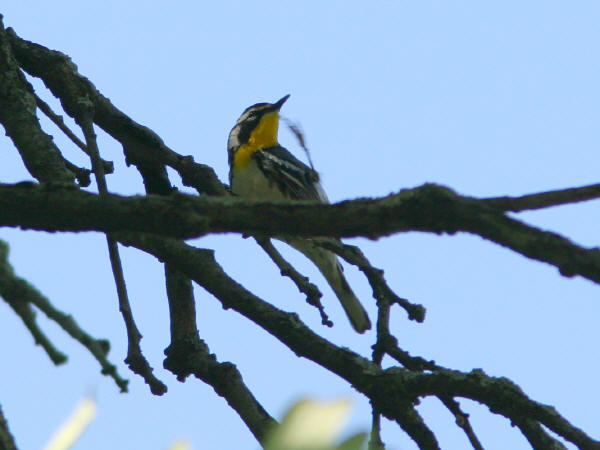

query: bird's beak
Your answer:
[274,94,290,110]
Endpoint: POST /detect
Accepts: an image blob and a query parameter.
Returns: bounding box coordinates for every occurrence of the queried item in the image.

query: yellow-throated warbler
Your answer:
[227,95,371,333]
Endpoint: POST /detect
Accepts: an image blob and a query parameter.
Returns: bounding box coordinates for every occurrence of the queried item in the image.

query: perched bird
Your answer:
[227,95,371,333]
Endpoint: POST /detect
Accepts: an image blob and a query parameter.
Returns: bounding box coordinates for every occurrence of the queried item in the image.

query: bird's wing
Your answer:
[254,146,328,202]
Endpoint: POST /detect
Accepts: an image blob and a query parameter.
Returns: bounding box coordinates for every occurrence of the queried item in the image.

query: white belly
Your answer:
[231,159,288,201]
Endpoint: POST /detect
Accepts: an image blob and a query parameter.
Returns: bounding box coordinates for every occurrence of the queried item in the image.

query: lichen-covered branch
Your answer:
[2,182,600,288]
[0,19,74,184]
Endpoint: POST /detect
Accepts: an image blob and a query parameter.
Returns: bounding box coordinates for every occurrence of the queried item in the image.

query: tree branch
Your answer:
[6,25,226,196]
[439,397,484,450]
[34,92,114,176]
[2,183,600,288]
[255,237,332,328]
[162,265,278,444]
[318,239,425,322]
[513,418,568,450]
[0,404,17,450]
[78,107,166,395]
[0,19,74,184]
[484,183,600,212]
[116,232,599,449]
[0,239,128,391]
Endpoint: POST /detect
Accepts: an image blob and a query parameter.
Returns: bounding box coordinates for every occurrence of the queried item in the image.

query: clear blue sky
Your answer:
[1,2,599,449]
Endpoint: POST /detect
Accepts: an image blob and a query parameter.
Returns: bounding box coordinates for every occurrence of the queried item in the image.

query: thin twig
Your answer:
[0,239,128,389]
[34,93,114,174]
[1,293,67,365]
[27,283,128,391]
[439,397,484,450]
[255,237,332,328]
[318,239,425,322]
[368,409,385,450]
[0,240,67,364]
[370,282,481,448]
[78,103,166,395]
[484,183,600,212]
[369,296,388,449]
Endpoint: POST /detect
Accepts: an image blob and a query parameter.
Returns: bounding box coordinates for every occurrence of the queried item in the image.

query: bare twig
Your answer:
[439,397,484,450]
[484,183,600,212]
[368,409,385,450]
[0,239,128,390]
[34,93,114,175]
[369,286,388,450]
[370,280,436,371]
[27,284,128,392]
[318,239,425,322]
[255,237,332,328]
[78,105,166,395]
[0,288,67,365]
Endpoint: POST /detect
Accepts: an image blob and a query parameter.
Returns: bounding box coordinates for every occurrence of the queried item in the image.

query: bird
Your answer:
[227,94,371,333]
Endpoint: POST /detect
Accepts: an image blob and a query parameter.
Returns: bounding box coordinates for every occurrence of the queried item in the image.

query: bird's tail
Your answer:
[284,238,371,333]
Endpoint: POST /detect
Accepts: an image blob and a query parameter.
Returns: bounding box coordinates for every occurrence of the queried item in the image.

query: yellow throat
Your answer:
[234,111,280,170]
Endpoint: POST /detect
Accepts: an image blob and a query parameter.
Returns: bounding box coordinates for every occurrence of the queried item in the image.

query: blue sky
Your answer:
[1,2,599,449]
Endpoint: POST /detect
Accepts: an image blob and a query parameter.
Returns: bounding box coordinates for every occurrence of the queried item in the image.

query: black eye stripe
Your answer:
[230,102,278,147]
[235,116,259,145]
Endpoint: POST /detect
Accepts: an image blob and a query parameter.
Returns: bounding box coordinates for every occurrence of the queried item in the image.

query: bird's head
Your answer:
[227,94,290,156]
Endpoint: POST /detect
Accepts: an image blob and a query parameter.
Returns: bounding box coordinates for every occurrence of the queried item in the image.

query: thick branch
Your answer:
[2,183,600,288]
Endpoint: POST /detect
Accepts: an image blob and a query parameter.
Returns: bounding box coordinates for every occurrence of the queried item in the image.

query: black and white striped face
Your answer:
[227,95,290,158]
[227,103,271,155]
